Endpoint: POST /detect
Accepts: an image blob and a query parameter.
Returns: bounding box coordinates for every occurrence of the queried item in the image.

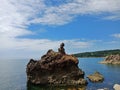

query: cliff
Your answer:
[26,43,87,86]
[100,54,120,64]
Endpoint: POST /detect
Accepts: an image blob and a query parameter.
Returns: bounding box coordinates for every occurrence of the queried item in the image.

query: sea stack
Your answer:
[100,54,120,64]
[26,43,87,86]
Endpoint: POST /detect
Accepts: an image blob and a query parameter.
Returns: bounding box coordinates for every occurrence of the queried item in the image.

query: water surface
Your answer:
[79,58,120,90]
[0,58,120,90]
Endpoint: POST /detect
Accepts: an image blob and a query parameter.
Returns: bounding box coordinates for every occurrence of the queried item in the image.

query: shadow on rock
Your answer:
[27,82,86,90]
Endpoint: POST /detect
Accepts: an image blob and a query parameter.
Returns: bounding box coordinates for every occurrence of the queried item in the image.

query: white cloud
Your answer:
[1,0,120,34]
[1,0,119,28]
[0,0,32,38]
[0,0,120,59]
[30,0,120,25]
[0,37,93,59]
[112,33,120,38]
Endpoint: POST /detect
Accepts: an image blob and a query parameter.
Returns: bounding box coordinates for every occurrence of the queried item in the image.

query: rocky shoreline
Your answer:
[100,54,120,64]
[26,43,87,86]
[26,43,120,89]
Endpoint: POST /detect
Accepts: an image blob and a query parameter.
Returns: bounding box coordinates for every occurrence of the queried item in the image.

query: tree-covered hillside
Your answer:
[74,49,120,57]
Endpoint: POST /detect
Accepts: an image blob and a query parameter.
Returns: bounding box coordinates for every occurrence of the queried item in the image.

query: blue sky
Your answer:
[0,0,120,59]
[28,16,120,40]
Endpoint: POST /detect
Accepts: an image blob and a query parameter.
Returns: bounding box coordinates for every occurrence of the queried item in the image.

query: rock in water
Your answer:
[87,71,104,82]
[113,84,120,90]
[100,54,120,64]
[26,43,87,86]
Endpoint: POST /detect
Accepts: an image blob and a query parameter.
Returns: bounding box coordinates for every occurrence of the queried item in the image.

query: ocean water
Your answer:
[0,58,120,90]
[79,58,120,90]
[0,59,28,90]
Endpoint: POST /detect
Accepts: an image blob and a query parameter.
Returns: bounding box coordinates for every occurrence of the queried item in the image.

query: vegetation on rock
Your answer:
[74,49,120,57]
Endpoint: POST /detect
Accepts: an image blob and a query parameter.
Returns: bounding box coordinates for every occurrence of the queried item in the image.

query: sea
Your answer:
[0,58,120,90]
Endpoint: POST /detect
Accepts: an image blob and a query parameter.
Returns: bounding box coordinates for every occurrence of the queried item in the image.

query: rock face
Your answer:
[100,54,120,64]
[87,72,104,82]
[26,43,87,86]
[113,84,120,90]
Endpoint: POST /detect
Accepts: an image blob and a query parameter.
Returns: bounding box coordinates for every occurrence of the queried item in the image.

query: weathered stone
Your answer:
[113,84,120,90]
[26,43,87,86]
[87,71,104,82]
[100,54,120,64]
[58,42,66,55]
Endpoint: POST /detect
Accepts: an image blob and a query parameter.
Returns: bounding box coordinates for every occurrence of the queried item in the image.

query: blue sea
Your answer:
[0,58,120,90]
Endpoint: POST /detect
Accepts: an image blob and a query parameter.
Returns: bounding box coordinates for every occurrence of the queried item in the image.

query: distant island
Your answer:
[74,49,120,57]
[100,54,120,64]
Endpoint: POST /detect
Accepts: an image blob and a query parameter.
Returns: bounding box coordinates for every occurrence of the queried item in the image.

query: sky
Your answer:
[0,0,120,59]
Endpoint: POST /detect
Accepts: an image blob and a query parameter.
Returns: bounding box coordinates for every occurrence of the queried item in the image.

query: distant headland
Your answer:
[74,49,120,58]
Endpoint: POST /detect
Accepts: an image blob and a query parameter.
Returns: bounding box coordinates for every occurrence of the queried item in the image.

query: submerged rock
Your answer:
[113,84,120,90]
[100,54,120,64]
[87,71,104,82]
[26,43,87,86]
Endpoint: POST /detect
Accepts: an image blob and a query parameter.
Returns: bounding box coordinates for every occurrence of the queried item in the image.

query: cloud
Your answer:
[0,0,120,59]
[0,37,93,59]
[0,37,92,51]
[1,0,120,34]
[1,0,120,28]
[29,0,120,25]
[0,0,33,38]
[112,33,120,38]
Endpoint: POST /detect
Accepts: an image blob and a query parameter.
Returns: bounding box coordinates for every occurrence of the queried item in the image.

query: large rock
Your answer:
[26,43,87,86]
[113,84,120,90]
[87,71,104,82]
[100,54,120,64]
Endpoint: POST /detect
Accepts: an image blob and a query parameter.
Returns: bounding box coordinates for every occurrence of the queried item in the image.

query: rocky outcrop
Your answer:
[113,84,120,90]
[87,72,104,82]
[26,43,87,86]
[58,43,66,55]
[100,54,120,64]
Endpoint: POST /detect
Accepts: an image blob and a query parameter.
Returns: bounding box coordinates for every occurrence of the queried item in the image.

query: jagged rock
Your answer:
[58,42,66,55]
[113,84,120,90]
[26,43,87,86]
[87,71,104,82]
[100,54,120,64]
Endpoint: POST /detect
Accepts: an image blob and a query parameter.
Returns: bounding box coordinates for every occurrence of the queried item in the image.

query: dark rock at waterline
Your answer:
[87,71,104,82]
[26,43,87,86]
[27,83,87,90]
